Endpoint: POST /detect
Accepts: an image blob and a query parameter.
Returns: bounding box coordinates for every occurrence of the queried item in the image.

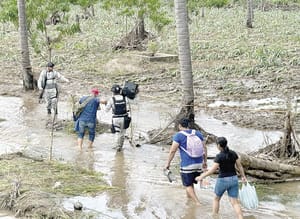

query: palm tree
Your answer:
[17,0,34,90]
[174,0,195,125]
[246,0,254,28]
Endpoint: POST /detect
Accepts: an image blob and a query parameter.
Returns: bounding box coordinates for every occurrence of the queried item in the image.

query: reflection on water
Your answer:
[0,212,14,219]
[0,96,299,219]
[258,182,300,218]
[195,111,283,153]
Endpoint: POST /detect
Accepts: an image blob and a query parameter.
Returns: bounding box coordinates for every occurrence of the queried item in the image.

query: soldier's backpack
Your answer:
[122,81,139,100]
[180,130,204,158]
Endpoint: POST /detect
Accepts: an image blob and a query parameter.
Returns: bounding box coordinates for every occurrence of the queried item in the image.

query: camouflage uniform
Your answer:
[38,67,69,114]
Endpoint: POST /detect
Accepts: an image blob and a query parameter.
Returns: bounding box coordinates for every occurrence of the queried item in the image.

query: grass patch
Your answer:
[0,153,113,196]
[1,6,299,84]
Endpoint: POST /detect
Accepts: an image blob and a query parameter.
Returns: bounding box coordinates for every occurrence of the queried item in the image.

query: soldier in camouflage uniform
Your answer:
[38,62,69,115]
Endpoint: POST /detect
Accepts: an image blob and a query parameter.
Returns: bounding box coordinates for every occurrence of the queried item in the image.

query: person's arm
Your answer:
[56,71,69,83]
[202,141,208,170]
[104,98,113,112]
[165,141,179,170]
[235,158,247,182]
[100,99,107,105]
[195,162,219,181]
[98,99,107,110]
[37,70,45,90]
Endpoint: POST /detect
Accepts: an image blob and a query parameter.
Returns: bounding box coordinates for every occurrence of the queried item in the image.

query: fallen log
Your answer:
[238,152,300,176]
[254,177,300,184]
[245,169,292,180]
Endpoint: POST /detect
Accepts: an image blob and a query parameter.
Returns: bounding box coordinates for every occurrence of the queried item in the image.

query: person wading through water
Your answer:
[165,118,207,205]
[105,84,130,152]
[74,88,106,149]
[196,137,246,219]
[38,62,69,115]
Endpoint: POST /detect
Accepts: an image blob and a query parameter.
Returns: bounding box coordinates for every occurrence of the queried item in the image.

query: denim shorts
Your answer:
[78,121,96,141]
[214,175,239,198]
[181,172,201,187]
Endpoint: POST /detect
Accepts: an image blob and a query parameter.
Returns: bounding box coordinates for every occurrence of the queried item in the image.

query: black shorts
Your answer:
[181,171,202,187]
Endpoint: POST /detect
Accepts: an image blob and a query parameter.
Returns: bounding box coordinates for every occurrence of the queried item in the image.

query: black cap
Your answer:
[47,62,55,67]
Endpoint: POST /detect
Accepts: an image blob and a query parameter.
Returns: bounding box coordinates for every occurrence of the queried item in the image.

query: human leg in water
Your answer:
[186,185,201,205]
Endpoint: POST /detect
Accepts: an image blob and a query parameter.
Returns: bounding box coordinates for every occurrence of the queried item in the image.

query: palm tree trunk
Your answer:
[174,0,195,125]
[17,0,34,90]
[246,0,254,28]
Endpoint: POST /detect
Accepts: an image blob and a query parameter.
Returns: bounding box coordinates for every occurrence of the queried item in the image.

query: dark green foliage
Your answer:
[102,0,171,32]
[0,0,18,26]
[57,23,81,36]
[206,0,229,8]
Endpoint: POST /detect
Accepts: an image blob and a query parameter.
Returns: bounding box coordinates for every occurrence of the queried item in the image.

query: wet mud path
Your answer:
[0,95,299,219]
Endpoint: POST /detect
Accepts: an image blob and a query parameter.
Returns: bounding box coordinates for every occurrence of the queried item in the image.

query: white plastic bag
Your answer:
[198,176,215,190]
[239,181,259,209]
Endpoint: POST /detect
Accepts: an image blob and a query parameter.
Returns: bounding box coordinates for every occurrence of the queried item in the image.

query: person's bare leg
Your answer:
[77,138,83,150]
[88,140,93,148]
[186,185,201,205]
[229,197,243,219]
[213,196,221,215]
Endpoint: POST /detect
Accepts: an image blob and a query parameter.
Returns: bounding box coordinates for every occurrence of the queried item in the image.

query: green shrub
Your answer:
[206,0,230,8]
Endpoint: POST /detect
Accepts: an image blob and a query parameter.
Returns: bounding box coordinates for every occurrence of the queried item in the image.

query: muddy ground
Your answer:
[1,53,298,131]
[1,5,300,218]
[0,39,299,219]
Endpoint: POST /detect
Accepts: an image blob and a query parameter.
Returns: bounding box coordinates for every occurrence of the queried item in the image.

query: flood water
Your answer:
[0,95,299,219]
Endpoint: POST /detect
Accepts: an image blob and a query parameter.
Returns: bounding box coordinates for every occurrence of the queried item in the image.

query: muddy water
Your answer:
[0,96,299,219]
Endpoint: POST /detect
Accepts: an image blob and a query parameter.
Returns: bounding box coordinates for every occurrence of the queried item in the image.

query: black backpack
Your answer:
[112,96,127,116]
[122,81,139,100]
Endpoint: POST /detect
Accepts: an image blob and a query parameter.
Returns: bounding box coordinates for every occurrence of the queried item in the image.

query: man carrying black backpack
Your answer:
[105,84,130,152]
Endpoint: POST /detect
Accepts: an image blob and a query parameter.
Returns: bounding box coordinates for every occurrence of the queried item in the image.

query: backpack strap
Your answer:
[80,96,93,106]
[179,130,191,154]
[180,130,195,136]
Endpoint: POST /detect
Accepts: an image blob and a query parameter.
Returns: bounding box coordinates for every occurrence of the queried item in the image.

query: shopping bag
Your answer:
[239,181,259,209]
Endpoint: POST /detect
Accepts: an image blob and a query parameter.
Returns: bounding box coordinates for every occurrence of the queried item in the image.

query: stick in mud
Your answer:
[49,112,56,161]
